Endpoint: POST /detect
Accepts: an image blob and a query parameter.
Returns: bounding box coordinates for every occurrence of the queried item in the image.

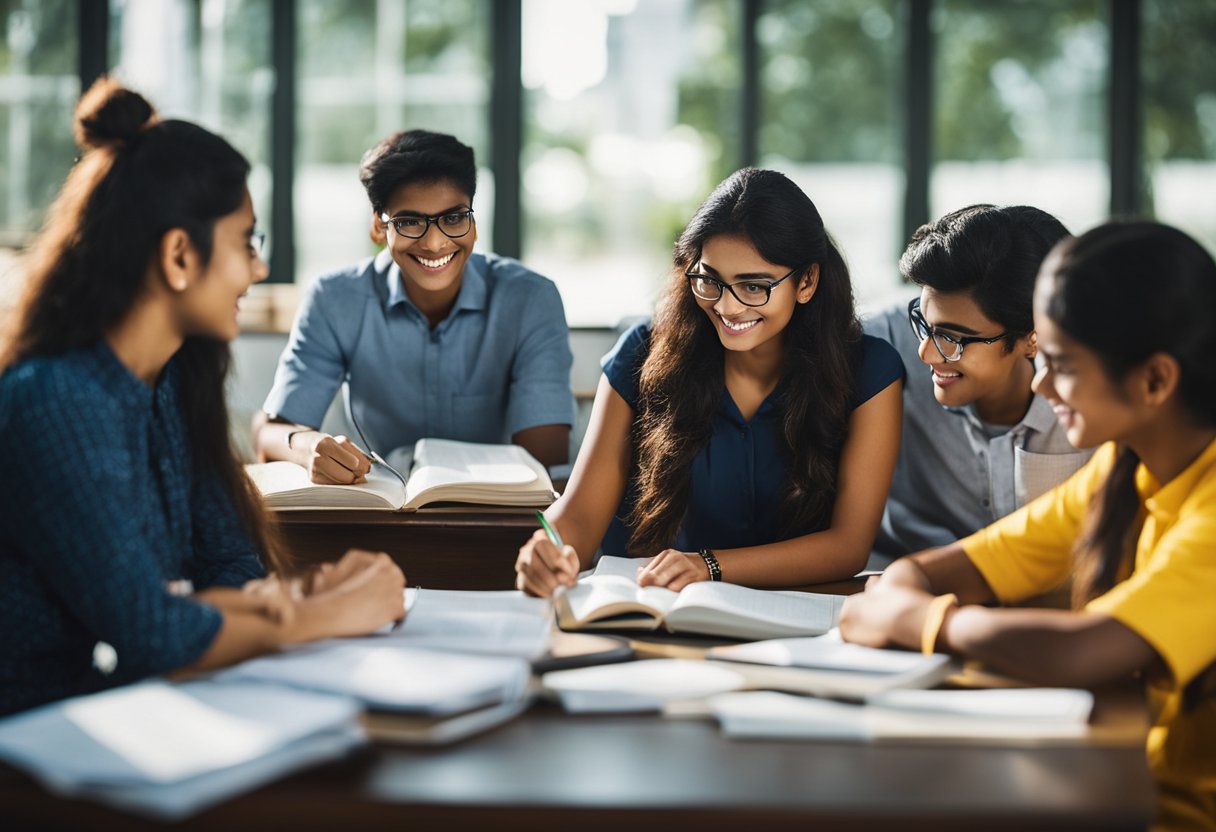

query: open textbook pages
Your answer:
[246,438,556,511]
[555,555,844,640]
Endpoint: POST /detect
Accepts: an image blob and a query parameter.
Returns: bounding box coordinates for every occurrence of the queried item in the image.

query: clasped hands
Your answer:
[196,548,406,640]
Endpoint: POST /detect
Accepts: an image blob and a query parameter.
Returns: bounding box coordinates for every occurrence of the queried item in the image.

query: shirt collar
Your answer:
[383,249,487,316]
[1138,436,1216,520]
[950,391,1058,437]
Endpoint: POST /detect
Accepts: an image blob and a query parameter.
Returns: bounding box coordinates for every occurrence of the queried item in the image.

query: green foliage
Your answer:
[751,0,900,163]
[1143,0,1216,160]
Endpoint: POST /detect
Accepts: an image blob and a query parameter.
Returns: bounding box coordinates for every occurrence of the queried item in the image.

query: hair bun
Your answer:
[73,77,156,150]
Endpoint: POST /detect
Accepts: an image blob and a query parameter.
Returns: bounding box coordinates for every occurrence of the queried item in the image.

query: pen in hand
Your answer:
[351,442,408,490]
[535,510,576,593]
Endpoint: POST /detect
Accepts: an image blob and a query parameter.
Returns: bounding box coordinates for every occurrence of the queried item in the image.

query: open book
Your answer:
[246,438,556,511]
[555,556,844,641]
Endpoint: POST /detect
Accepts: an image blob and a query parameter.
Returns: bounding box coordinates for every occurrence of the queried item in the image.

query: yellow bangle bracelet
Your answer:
[920,593,959,656]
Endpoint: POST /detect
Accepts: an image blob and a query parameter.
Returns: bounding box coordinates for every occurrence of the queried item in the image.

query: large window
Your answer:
[109,0,275,257]
[521,0,741,326]
[295,0,489,287]
[1142,0,1216,255]
[931,0,1109,237]
[4,0,1213,325]
[0,0,78,247]
[758,0,902,303]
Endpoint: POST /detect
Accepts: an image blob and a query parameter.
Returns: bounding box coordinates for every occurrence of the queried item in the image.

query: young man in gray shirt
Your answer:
[864,205,1092,566]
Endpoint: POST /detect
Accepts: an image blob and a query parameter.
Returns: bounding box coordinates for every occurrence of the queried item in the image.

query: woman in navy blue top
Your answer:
[0,79,404,716]
[516,168,905,594]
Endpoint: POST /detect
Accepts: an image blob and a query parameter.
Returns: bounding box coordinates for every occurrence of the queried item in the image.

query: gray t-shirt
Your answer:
[863,298,1093,563]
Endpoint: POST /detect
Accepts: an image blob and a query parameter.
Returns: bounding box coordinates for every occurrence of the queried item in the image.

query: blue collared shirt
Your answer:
[863,299,1093,560]
[263,251,575,455]
[0,342,266,715]
[598,323,905,555]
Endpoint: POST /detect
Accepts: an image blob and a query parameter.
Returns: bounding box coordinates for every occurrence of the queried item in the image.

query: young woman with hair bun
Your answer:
[0,78,405,716]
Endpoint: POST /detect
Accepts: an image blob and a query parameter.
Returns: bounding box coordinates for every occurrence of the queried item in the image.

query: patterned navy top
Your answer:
[0,341,266,715]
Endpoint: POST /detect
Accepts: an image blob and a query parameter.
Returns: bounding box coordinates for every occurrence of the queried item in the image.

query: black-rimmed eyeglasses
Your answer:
[908,297,1013,362]
[685,263,801,308]
[380,210,475,239]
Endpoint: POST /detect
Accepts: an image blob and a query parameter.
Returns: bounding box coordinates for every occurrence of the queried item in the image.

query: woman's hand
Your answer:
[838,578,936,650]
[636,549,709,591]
[515,529,579,597]
[200,583,296,627]
[289,549,406,641]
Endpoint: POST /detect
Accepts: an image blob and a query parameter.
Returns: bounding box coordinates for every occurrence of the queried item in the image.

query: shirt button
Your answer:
[982,499,990,507]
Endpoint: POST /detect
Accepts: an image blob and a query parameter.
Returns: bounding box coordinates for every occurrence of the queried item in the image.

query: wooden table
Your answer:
[272,508,876,595]
[1,683,1153,832]
[273,508,538,589]
[7,519,1148,828]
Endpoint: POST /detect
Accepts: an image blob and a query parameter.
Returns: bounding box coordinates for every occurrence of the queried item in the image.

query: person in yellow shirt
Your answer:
[839,220,1216,830]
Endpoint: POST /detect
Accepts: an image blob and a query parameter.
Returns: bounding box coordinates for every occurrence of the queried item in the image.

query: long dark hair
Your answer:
[0,78,284,571]
[627,167,861,555]
[1040,222,1216,607]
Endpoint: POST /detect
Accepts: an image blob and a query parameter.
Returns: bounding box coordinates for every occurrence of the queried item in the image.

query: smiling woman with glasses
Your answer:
[686,262,802,307]
[514,167,906,597]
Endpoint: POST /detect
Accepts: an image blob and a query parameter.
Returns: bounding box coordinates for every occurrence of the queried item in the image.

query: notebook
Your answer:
[0,679,363,820]
[709,687,1096,745]
[704,630,954,698]
[213,642,532,716]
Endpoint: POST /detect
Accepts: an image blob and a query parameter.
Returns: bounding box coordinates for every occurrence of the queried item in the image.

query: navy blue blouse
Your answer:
[0,342,266,715]
[599,323,904,555]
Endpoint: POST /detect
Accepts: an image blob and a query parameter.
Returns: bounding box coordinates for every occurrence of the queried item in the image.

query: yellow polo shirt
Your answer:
[961,438,1216,831]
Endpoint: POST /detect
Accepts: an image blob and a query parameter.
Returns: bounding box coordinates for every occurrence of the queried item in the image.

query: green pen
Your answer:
[535,511,574,593]
[535,510,565,548]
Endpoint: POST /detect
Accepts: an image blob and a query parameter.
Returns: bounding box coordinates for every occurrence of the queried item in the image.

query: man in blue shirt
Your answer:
[255,130,574,482]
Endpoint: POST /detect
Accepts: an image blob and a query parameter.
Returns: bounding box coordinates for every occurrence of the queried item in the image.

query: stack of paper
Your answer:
[0,680,363,820]
[710,687,1096,745]
[392,588,553,660]
[705,630,954,698]
[213,643,532,716]
[542,659,748,713]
